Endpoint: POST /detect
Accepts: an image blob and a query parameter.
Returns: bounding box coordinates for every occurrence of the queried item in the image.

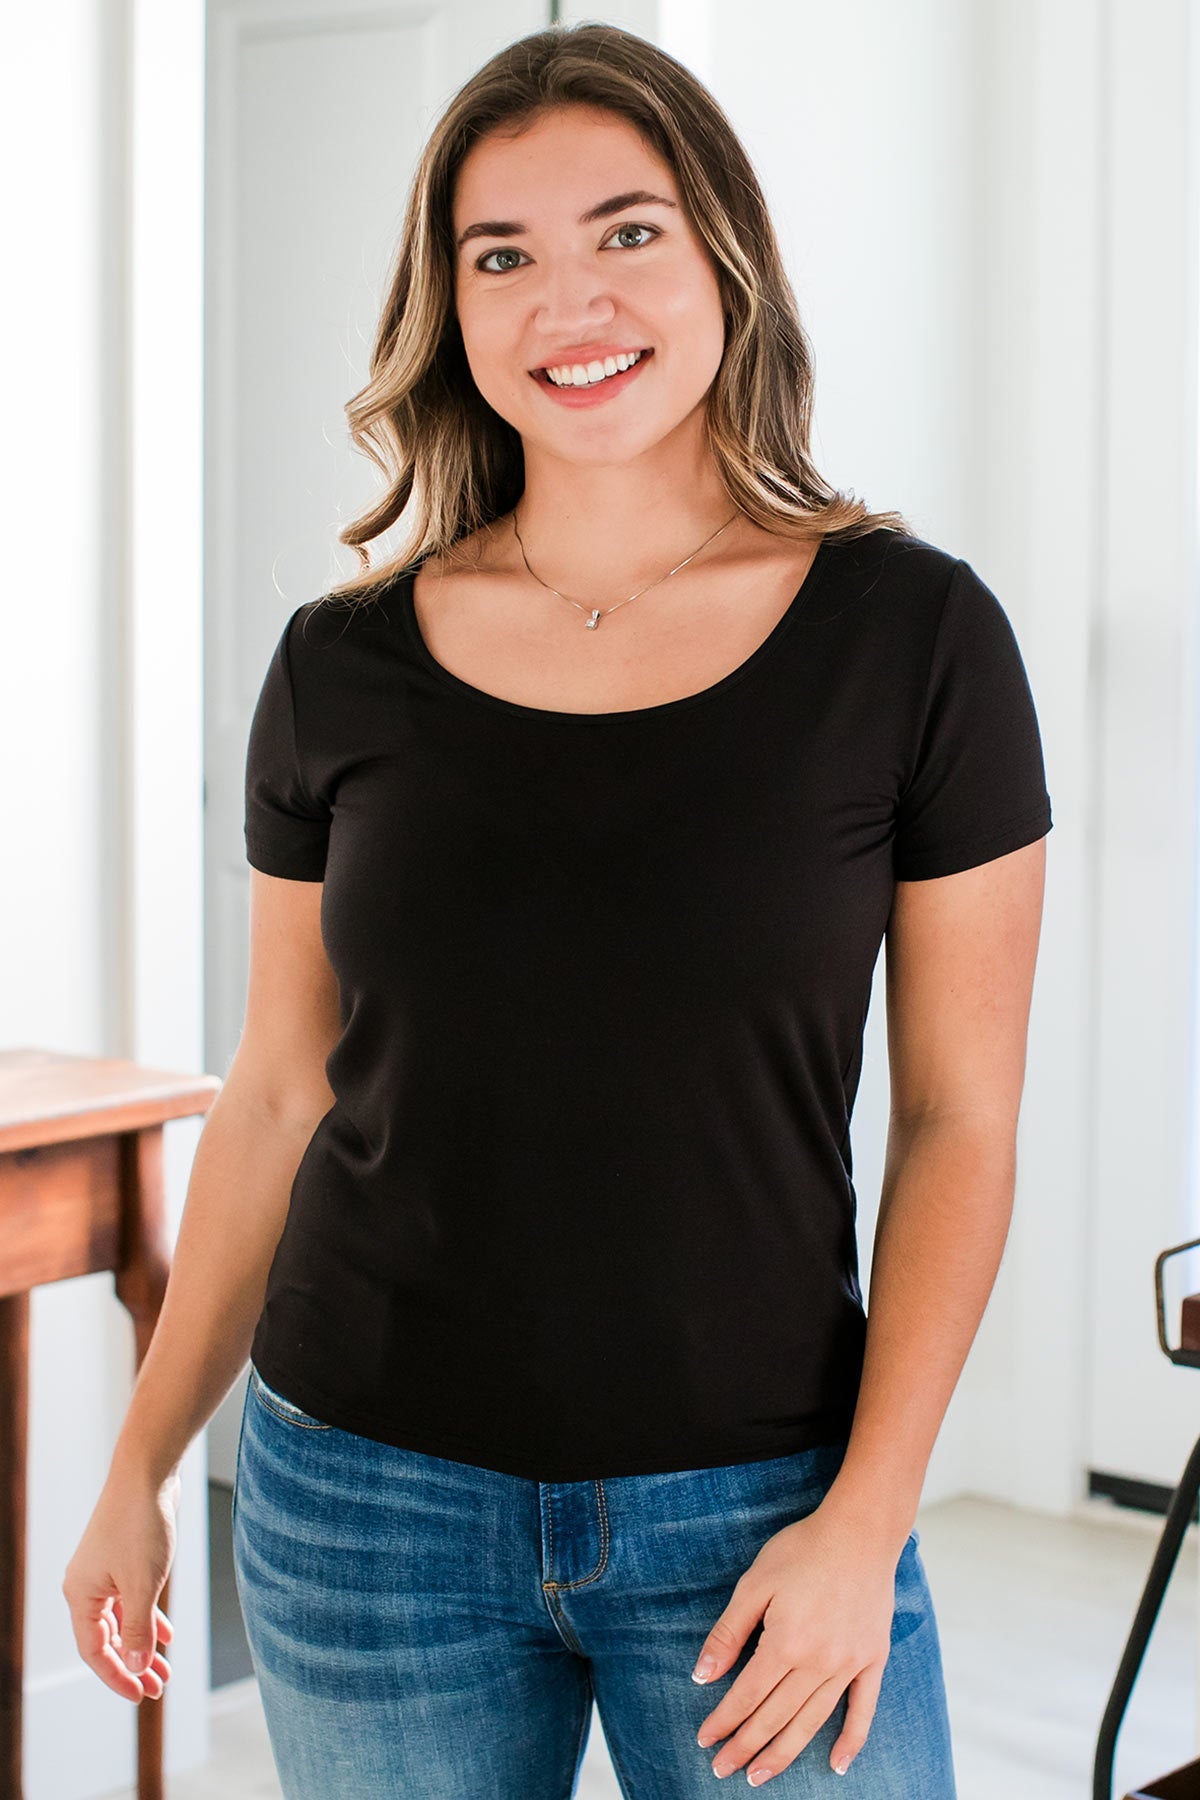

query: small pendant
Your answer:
[585,609,602,630]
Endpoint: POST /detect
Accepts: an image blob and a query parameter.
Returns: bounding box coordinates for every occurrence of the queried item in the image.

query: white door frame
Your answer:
[104,0,212,1786]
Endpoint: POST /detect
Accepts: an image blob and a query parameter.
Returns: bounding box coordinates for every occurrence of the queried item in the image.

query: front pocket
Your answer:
[249,1362,335,1431]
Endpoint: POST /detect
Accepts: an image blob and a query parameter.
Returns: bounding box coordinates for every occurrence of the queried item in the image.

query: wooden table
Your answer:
[0,1047,220,1800]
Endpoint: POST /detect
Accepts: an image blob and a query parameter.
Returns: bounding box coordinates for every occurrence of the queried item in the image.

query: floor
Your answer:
[100,1486,1198,1799]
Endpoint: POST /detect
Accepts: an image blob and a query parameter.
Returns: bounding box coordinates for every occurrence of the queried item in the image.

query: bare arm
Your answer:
[62,856,345,1706]
[108,1088,319,1485]
[109,868,341,1487]
[819,835,1048,1554]
[64,869,341,1699]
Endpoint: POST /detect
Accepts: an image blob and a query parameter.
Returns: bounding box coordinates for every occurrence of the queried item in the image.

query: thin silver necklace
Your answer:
[510,506,741,629]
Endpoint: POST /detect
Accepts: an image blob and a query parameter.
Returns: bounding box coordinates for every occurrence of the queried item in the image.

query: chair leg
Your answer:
[1092,1431,1200,1800]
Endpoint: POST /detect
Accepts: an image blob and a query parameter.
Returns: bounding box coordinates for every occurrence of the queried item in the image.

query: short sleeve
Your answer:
[892,558,1053,880]
[244,608,332,880]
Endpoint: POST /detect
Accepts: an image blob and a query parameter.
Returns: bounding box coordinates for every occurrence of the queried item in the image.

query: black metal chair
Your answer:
[1093,1233,1200,1800]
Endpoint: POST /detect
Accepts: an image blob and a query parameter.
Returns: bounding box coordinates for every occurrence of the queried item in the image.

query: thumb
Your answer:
[691,1576,764,1684]
[119,1603,158,1672]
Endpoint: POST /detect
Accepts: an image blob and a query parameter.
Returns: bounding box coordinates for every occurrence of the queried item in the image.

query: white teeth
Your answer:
[544,349,644,387]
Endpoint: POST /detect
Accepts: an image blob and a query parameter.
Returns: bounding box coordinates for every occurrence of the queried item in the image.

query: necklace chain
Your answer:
[510,506,741,629]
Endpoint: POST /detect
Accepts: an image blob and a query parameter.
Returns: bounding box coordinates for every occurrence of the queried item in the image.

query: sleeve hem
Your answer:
[245,844,327,882]
[893,799,1052,882]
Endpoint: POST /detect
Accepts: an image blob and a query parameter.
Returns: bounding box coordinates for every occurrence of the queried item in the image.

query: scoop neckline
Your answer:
[398,534,835,726]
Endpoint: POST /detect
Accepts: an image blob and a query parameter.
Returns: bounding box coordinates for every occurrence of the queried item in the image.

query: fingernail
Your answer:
[692,1655,718,1682]
[834,1756,851,1775]
[748,1768,772,1785]
[127,1650,148,1672]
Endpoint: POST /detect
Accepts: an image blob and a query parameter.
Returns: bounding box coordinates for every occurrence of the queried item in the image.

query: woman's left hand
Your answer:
[690,1503,902,1783]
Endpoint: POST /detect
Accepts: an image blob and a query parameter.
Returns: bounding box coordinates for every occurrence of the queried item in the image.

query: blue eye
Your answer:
[474,221,659,274]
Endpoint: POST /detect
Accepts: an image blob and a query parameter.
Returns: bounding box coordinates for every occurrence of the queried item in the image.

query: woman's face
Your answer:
[451,104,727,467]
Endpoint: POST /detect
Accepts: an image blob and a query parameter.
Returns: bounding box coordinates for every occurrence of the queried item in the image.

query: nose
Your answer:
[533,255,617,339]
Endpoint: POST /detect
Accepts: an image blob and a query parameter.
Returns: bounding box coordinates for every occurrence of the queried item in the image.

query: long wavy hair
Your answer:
[327,21,914,604]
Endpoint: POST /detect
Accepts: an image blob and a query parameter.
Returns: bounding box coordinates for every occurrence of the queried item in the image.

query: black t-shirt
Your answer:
[243,527,1052,1480]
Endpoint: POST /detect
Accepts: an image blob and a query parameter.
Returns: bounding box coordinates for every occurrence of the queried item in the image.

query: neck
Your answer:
[511,436,742,597]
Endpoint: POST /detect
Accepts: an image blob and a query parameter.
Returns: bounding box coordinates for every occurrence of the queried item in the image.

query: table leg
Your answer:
[0,1290,28,1800]
[116,1126,173,1800]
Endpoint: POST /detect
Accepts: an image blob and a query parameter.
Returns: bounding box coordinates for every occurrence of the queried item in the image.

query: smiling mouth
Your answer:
[530,348,654,387]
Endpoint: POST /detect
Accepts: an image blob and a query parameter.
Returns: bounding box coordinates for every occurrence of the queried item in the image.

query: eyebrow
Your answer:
[455,190,678,251]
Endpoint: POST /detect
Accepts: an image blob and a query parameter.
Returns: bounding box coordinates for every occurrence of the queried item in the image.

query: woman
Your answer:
[64,23,1052,1797]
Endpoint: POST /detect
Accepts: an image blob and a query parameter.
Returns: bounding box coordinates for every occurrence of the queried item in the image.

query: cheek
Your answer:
[456,305,519,392]
[651,294,726,391]
[641,262,724,349]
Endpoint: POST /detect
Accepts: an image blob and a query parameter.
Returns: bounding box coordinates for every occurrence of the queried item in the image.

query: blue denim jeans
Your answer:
[232,1361,957,1798]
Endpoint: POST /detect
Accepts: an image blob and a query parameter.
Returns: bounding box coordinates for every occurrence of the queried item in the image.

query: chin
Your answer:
[536,422,681,465]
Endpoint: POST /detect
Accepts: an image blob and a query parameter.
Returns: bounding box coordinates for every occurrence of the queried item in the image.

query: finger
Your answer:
[828,1662,884,1776]
[702,1664,820,1777]
[691,1572,765,1685]
[134,1650,171,1701]
[93,1621,171,1701]
[120,1639,171,1700]
[114,1591,173,1645]
[66,1591,122,1663]
[111,1595,173,1694]
[111,1587,164,1673]
[696,1650,795,1752]
[67,1588,165,1702]
[82,1632,160,1704]
[724,1670,852,1785]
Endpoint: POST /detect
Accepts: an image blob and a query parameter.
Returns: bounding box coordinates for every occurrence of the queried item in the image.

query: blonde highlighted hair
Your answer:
[329,21,914,604]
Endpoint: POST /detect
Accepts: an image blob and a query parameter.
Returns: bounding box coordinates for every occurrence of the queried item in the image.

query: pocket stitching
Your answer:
[250,1365,333,1431]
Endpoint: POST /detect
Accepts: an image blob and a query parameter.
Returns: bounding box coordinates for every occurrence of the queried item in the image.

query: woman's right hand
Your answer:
[61,1467,182,1703]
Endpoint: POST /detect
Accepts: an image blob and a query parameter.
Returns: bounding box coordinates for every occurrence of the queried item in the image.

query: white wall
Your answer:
[3,4,211,1797]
